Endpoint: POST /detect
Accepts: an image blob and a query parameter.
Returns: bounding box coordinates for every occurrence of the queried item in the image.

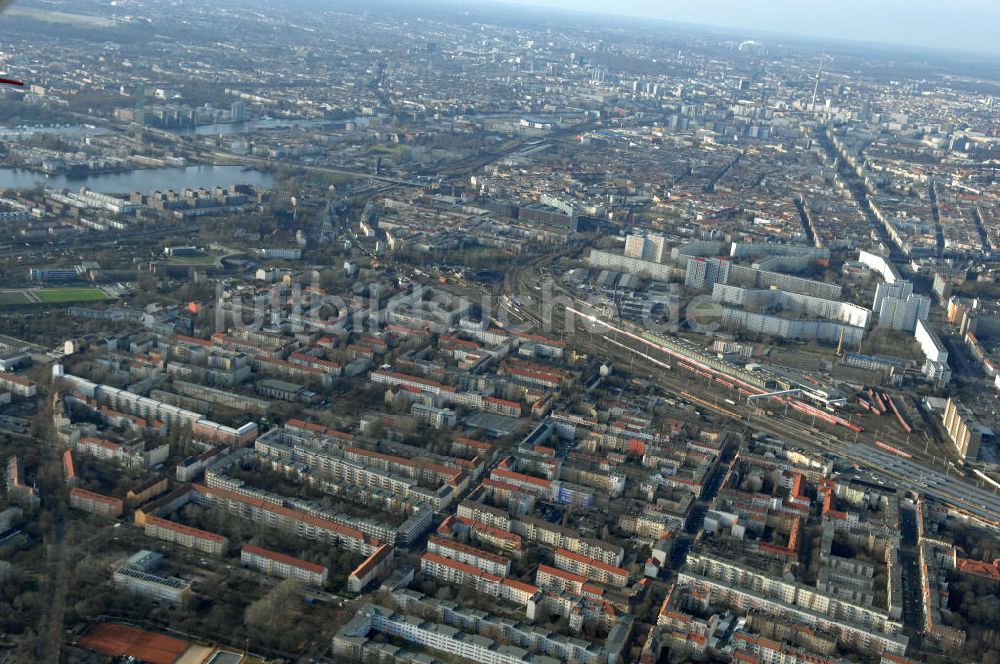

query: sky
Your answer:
[485,0,1000,56]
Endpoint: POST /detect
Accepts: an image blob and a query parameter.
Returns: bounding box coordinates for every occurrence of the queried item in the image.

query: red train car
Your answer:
[874,440,912,459]
[887,395,913,434]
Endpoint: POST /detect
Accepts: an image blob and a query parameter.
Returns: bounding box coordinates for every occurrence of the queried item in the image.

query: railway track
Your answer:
[503,248,1000,525]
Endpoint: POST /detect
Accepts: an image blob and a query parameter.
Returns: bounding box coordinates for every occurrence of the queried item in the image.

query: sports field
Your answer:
[165,254,219,265]
[76,622,191,664]
[33,287,109,303]
[0,291,33,306]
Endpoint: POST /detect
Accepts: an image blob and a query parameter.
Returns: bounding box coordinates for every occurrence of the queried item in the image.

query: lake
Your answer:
[0,165,276,194]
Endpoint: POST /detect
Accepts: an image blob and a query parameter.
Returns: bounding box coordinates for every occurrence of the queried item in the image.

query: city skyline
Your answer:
[0,1,998,661]
[481,0,1000,57]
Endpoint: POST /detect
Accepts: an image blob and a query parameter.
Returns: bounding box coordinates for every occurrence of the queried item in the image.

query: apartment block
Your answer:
[69,487,124,518]
[554,548,629,588]
[410,402,457,429]
[427,536,511,577]
[335,604,560,664]
[255,426,460,514]
[126,474,169,505]
[176,446,229,482]
[144,515,228,555]
[76,436,170,469]
[0,373,36,397]
[713,284,871,328]
[60,372,258,446]
[941,397,982,462]
[679,553,906,656]
[457,500,512,531]
[420,552,538,608]
[625,233,667,263]
[193,483,376,556]
[873,281,930,332]
[348,543,395,593]
[371,369,455,395]
[915,320,948,364]
[720,308,864,345]
[444,515,525,556]
[513,515,625,566]
[241,544,328,586]
[685,257,731,290]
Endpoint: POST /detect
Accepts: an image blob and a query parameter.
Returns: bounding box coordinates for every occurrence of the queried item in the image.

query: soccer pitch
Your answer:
[33,287,109,303]
[0,291,34,306]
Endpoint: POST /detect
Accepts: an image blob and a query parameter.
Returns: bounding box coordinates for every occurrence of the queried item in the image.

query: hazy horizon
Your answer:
[476,0,1000,57]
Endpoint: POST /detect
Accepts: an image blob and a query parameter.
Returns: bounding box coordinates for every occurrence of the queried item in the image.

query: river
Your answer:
[0,124,111,140]
[173,118,336,136]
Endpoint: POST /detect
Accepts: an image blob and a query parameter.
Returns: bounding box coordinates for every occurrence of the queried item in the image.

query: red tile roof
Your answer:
[243,544,327,574]
[555,548,628,578]
[70,486,121,506]
[145,515,227,542]
[350,543,393,579]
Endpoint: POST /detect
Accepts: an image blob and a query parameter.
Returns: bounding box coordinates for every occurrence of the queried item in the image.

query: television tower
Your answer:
[810,55,831,113]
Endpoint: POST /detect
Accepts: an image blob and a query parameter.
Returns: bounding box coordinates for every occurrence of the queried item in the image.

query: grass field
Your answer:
[165,254,219,265]
[0,292,33,306]
[34,287,109,303]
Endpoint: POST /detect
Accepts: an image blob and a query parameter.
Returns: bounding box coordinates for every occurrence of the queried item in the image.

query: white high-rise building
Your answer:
[915,319,948,364]
[874,281,929,331]
[624,234,645,258]
[685,257,730,289]
[624,233,666,263]
[230,100,246,122]
[873,281,912,311]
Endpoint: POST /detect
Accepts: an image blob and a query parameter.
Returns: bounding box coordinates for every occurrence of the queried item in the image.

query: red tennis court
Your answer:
[77,622,191,664]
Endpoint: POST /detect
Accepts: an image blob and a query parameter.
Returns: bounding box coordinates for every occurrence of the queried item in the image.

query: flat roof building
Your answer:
[113,565,192,604]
